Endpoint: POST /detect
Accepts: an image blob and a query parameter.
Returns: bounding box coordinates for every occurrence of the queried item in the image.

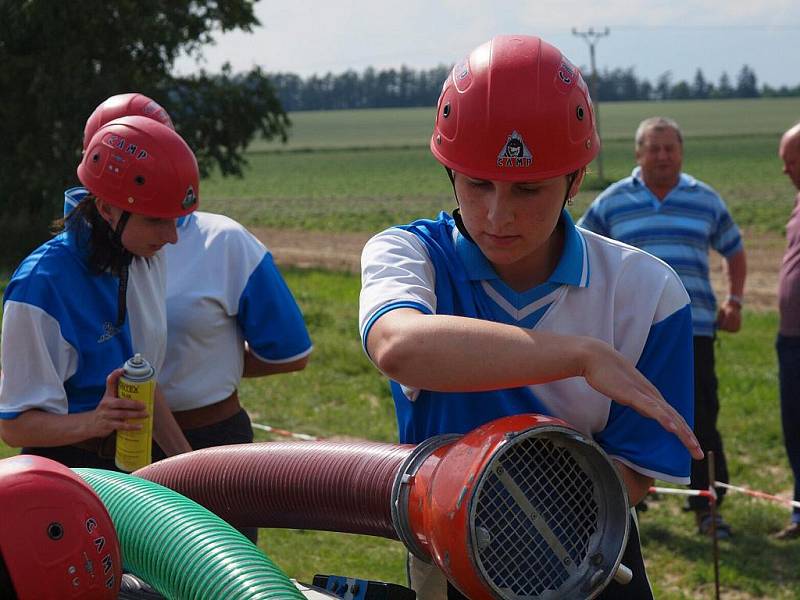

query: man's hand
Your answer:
[717,300,742,333]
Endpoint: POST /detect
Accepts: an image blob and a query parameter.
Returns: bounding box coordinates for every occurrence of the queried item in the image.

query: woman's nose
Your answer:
[486,192,513,227]
[163,220,178,245]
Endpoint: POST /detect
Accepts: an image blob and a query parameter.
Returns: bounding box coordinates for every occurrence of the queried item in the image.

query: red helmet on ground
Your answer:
[84,93,174,151]
[77,115,199,219]
[0,456,121,599]
[430,35,600,182]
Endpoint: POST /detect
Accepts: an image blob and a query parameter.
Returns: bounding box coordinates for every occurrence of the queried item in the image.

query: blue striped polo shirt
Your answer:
[578,167,743,337]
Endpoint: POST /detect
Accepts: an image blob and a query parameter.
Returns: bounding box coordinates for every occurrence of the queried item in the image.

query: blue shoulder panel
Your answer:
[596,304,694,479]
[237,253,312,361]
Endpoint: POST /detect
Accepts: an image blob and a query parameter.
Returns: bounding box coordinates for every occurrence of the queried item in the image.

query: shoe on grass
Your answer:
[696,512,733,540]
[773,522,800,541]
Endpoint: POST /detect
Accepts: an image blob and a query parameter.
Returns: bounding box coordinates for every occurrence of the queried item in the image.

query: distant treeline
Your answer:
[268,64,800,111]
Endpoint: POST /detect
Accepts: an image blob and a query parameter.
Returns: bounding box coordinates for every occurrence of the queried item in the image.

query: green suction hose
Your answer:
[75,468,305,600]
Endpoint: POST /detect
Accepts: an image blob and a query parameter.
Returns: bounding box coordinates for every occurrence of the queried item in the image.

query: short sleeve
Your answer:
[359,229,437,352]
[709,197,743,258]
[0,301,78,418]
[237,253,312,363]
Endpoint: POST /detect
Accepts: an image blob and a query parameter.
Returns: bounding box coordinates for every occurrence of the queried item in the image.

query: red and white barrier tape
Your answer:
[714,480,800,510]
[252,422,320,441]
[649,486,715,499]
[649,482,799,510]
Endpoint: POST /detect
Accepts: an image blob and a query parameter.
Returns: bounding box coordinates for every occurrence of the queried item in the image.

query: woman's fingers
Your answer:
[104,368,124,397]
[588,355,702,459]
[631,387,703,460]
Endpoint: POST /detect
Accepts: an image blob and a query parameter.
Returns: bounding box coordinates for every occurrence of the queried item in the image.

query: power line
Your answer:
[609,24,800,31]
[572,27,610,183]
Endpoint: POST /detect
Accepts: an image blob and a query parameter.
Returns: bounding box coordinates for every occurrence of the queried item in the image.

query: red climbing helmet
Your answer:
[430,35,600,181]
[78,115,199,218]
[84,93,174,151]
[0,455,121,599]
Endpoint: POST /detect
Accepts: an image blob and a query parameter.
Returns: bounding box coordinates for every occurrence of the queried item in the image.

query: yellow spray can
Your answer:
[115,353,156,472]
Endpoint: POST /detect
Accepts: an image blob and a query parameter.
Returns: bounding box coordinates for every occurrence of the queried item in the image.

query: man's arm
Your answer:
[717,249,747,332]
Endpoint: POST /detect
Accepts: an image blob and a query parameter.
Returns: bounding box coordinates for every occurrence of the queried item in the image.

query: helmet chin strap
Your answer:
[111,211,133,327]
[445,167,476,243]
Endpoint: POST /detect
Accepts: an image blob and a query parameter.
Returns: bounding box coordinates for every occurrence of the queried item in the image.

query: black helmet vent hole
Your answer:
[576,105,585,121]
[47,522,64,540]
[134,175,146,186]
[443,103,451,118]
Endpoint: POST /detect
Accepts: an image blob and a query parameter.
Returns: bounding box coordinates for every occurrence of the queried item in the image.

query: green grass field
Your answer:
[2,98,800,598]
[202,134,795,235]
[250,98,800,151]
[2,271,797,598]
[203,97,800,234]
[249,274,800,599]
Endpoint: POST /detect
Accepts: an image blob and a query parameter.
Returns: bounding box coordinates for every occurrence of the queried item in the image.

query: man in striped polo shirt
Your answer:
[579,116,747,539]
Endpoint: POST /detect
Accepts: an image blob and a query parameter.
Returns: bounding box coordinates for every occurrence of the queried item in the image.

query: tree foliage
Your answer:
[269,63,798,111]
[0,0,288,265]
[269,65,452,111]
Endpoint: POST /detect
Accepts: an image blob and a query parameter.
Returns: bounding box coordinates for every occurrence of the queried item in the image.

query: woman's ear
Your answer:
[568,168,587,198]
[94,197,119,228]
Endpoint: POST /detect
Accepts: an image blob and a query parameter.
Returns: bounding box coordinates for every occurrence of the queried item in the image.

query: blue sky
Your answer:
[174,1,800,88]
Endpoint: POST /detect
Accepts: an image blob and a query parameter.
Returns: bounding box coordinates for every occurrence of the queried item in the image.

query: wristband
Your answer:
[726,294,743,307]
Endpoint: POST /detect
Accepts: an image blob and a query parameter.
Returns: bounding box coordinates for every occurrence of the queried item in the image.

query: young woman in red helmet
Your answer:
[71,94,312,471]
[359,36,700,598]
[66,94,312,544]
[0,116,195,468]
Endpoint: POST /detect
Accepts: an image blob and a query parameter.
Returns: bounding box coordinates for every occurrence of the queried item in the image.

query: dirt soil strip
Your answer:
[253,227,785,314]
[252,228,369,274]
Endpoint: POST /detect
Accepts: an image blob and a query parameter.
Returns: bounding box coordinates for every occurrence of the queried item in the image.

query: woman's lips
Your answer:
[484,233,521,247]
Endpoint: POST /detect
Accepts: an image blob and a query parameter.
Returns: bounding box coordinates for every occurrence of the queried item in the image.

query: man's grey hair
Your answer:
[635,117,683,149]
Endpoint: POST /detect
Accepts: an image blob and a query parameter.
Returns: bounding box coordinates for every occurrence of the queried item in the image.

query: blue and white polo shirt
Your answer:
[578,167,743,337]
[360,210,694,484]
[158,211,313,411]
[1,188,167,418]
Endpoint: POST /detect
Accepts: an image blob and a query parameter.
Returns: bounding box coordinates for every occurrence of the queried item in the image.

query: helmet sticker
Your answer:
[453,59,473,92]
[555,57,578,92]
[182,186,197,209]
[104,134,148,160]
[497,131,533,168]
[455,60,470,81]
[143,100,173,127]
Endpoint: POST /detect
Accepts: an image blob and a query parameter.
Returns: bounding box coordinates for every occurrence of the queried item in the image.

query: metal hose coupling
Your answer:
[391,414,631,599]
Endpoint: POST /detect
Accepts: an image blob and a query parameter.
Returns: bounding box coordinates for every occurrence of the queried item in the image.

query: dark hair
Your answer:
[51,195,132,276]
[0,550,18,600]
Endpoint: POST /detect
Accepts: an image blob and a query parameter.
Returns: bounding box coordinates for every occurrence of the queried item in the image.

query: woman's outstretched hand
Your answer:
[580,338,703,460]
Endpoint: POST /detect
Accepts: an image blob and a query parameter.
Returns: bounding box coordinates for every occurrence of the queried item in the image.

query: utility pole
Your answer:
[572,27,610,184]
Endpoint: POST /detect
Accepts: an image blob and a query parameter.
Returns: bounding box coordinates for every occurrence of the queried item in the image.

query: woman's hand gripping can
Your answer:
[115,353,156,472]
